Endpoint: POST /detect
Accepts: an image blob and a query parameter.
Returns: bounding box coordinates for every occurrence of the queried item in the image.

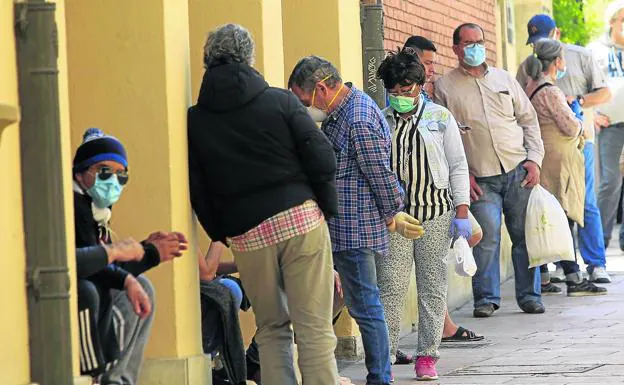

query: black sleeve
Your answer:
[115,242,161,276]
[285,92,338,218]
[76,246,110,278]
[74,192,100,248]
[87,265,130,291]
[188,108,224,242]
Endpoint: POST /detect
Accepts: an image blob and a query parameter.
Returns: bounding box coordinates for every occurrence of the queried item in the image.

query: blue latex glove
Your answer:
[568,99,584,122]
[450,217,472,240]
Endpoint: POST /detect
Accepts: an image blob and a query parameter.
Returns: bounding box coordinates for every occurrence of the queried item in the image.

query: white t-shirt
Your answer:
[588,38,624,124]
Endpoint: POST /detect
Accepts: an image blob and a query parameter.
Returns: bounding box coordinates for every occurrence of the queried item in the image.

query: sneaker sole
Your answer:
[590,278,612,284]
[416,375,439,381]
[542,291,563,295]
[567,291,608,297]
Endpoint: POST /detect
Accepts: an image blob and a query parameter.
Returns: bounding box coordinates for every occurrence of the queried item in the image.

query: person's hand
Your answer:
[521,161,541,188]
[469,174,483,202]
[146,231,189,263]
[333,270,343,299]
[387,212,424,240]
[595,112,610,134]
[104,238,144,263]
[124,276,152,319]
[566,95,577,104]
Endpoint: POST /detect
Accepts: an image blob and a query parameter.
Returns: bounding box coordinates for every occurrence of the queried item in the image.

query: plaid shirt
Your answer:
[321,85,403,256]
[228,200,323,252]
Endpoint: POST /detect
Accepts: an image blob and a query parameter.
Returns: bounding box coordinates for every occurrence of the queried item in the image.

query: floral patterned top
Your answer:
[525,75,582,138]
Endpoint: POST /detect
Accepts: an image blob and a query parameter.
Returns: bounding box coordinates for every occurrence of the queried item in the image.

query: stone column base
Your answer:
[138,354,211,385]
[73,376,91,385]
[335,335,364,361]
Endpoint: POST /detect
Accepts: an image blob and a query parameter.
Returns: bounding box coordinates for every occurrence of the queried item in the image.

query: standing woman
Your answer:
[524,38,607,296]
[375,48,471,381]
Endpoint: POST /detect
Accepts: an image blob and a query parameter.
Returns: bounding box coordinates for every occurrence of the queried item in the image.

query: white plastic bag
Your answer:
[525,185,575,268]
[449,237,477,277]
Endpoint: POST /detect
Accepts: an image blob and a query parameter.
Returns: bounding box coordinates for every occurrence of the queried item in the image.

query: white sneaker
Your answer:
[589,266,612,284]
[550,266,565,283]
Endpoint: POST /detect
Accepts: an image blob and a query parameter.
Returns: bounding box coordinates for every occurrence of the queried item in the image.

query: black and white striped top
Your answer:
[392,106,453,222]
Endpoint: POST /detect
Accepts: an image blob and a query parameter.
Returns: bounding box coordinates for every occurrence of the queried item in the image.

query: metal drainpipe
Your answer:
[360,0,386,108]
[14,1,73,384]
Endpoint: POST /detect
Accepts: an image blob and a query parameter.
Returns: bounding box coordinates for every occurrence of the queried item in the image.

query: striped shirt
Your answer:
[392,104,452,222]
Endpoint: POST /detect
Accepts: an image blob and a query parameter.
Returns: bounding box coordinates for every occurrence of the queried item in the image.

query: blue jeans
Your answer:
[470,163,541,309]
[598,123,624,245]
[334,248,391,385]
[577,142,607,271]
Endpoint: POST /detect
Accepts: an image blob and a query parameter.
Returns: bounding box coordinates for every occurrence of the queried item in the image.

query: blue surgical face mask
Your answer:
[87,174,124,208]
[556,67,567,80]
[463,44,486,67]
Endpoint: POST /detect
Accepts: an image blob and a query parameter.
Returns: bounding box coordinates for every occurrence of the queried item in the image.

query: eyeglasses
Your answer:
[388,84,418,97]
[463,41,485,48]
[92,166,129,185]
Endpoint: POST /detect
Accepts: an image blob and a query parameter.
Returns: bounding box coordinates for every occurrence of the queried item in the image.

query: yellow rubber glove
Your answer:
[387,212,425,240]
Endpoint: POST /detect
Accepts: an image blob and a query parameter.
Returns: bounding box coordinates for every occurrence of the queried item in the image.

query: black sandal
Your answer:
[394,349,415,365]
[441,326,484,342]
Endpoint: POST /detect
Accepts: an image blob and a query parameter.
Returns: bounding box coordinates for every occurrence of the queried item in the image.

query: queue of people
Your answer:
[72,3,624,384]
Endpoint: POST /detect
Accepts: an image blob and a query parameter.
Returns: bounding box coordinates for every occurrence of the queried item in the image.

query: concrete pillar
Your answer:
[64,0,208,384]
[188,0,286,343]
[189,0,285,99]
[281,0,365,359]
[282,0,364,88]
[0,0,30,383]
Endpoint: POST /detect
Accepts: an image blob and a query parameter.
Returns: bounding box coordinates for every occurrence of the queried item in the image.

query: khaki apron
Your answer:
[539,122,586,226]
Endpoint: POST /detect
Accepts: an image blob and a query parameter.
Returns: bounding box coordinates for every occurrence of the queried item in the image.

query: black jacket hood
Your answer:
[197,63,269,112]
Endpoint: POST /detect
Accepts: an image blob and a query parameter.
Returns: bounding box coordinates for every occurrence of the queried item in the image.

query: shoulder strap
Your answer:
[413,100,427,128]
[529,83,553,101]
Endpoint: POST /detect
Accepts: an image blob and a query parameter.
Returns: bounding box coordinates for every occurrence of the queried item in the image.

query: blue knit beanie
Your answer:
[72,128,128,172]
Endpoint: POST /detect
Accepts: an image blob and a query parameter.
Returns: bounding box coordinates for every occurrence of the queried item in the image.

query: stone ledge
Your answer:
[138,354,211,385]
[0,102,20,130]
[74,376,91,385]
[335,335,364,361]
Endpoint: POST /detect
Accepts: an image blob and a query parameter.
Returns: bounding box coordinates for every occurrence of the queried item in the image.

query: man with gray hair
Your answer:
[188,24,340,385]
[289,56,424,385]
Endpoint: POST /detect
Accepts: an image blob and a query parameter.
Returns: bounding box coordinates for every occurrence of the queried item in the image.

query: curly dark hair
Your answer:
[376,47,426,90]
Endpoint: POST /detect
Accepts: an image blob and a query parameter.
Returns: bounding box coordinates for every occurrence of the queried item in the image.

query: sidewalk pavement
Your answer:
[338,236,624,384]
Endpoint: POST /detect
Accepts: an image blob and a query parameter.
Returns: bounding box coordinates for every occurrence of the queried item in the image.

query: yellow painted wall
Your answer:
[0,0,30,383]
[282,0,363,88]
[188,0,289,345]
[64,0,202,359]
[189,0,285,103]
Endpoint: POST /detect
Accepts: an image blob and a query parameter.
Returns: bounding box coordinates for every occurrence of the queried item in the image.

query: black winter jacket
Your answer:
[188,63,337,243]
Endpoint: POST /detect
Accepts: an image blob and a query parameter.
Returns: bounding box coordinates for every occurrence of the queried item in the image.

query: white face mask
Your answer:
[307,107,328,122]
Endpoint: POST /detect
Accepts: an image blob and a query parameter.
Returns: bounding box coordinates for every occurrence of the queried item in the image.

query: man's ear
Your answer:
[452,44,461,57]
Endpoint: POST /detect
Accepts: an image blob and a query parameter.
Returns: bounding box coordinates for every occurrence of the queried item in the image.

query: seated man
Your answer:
[73,128,188,384]
[198,241,346,385]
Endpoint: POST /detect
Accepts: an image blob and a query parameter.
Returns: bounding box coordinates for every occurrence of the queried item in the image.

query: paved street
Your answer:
[339,235,624,384]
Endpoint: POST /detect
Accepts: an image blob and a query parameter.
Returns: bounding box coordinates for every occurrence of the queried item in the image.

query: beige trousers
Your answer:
[233,222,339,385]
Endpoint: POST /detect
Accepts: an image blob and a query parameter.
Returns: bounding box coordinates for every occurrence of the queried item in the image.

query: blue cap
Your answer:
[526,14,556,45]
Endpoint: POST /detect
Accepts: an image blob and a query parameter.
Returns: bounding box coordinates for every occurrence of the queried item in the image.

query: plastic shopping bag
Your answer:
[525,185,575,268]
[449,237,477,277]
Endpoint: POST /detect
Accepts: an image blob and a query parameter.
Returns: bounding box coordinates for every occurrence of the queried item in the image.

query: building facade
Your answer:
[2,0,556,384]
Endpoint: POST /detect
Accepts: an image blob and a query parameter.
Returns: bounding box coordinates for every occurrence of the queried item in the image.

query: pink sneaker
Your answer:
[415,356,438,381]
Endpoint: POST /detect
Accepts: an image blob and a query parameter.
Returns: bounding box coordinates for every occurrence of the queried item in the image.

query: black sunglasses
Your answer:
[93,166,129,186]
